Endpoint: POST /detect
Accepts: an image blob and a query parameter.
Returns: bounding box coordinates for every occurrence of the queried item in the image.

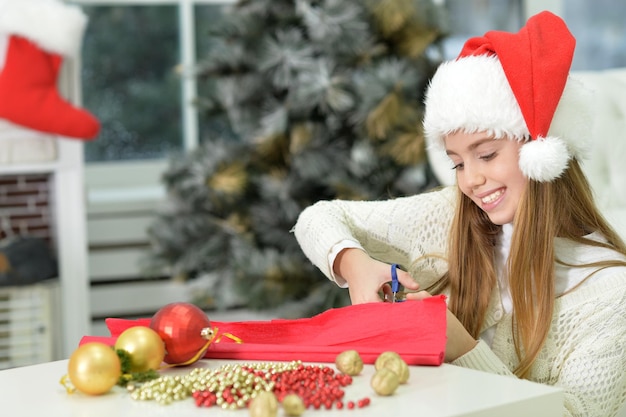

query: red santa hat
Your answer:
[423,11,592,182]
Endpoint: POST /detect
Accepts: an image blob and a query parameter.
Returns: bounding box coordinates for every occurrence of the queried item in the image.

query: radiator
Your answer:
[0,281,61,370]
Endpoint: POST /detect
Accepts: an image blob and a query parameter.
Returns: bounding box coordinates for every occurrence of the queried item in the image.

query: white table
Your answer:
[0,359,562,417]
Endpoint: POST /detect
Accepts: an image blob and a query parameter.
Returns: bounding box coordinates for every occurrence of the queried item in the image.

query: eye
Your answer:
[479,152,496,161]
[451,162,464,170]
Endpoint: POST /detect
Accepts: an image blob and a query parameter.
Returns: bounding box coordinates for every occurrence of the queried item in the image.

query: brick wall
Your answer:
[0,174,53,245]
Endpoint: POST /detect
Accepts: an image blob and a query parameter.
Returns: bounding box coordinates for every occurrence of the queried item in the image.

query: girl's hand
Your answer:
[333,248,420,304]
[406,290,479,362]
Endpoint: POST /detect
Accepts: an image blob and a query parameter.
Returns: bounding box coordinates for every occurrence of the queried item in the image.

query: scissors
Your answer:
[390,263,403,303]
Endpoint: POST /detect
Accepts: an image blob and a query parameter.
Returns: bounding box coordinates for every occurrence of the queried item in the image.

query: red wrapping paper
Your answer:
[80,296,447,366]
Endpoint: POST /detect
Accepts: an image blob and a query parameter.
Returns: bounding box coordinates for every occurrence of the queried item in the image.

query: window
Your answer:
[81,4,181,162]
[73,0,234,164]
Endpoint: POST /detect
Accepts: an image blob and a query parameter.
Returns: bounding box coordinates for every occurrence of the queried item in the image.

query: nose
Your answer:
[460,162,486,189]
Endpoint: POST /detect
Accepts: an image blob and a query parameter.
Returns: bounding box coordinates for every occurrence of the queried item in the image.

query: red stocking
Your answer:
[0,35,99,140]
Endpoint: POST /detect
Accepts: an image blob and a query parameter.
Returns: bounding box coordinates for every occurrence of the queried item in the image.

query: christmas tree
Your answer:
[146,0,449,316]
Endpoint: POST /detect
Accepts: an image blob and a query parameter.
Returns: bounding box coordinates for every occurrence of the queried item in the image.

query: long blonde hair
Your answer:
[429,158,626,378]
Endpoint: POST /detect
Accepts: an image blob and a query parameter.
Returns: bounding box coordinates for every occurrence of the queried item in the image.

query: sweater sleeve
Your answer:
[292,186,456,285]
[452,340,514,376]
[456,277,626,417]
[550,282,626,417]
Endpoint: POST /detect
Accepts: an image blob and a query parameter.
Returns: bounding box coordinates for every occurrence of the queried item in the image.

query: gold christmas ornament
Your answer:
[374,351,402,370]
[374,351,410,384]
[249,390,278,417]
[335,349,364,376]
[114,326,166,372]
[66,342,122,395]
[370,367,400,396]
[282,394,305,416]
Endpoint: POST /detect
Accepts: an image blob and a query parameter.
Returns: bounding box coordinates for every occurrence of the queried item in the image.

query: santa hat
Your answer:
[423,11,593,182]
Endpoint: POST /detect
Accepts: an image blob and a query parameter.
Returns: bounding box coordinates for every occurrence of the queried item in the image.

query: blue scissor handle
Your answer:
[391,263,400,293]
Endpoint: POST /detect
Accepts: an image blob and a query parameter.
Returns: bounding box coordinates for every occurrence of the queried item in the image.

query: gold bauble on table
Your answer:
[114,326,166,372]
[67,342,122,395]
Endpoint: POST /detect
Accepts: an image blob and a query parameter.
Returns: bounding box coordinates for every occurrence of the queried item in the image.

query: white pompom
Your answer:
[519,136,571,182]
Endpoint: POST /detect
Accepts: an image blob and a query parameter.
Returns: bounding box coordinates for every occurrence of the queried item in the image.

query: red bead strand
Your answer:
[192,361,370,411]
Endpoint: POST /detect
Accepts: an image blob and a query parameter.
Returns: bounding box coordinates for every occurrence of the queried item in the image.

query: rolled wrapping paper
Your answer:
[81,296,447,366]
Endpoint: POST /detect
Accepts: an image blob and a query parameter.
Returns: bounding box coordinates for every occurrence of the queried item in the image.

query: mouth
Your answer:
[479,188,504,205]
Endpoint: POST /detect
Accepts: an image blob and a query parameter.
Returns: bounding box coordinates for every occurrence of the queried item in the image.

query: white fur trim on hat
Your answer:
[0,0,87,57]
[424,55,593,182]
[424,55,529,149]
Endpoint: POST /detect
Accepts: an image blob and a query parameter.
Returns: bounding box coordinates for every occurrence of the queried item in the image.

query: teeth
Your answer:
[482,190,503,204]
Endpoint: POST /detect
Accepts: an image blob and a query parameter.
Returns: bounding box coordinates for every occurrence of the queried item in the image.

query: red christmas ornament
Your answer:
[149,302,213,365]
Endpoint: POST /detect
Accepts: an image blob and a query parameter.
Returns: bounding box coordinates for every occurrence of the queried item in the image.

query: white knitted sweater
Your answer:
[293,186,626,417]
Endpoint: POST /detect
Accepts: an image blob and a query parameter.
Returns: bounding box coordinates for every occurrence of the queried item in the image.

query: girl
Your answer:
[293,11,626,417]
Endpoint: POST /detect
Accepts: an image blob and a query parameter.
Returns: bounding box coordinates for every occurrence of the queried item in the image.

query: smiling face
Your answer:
[444,131,528,225]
